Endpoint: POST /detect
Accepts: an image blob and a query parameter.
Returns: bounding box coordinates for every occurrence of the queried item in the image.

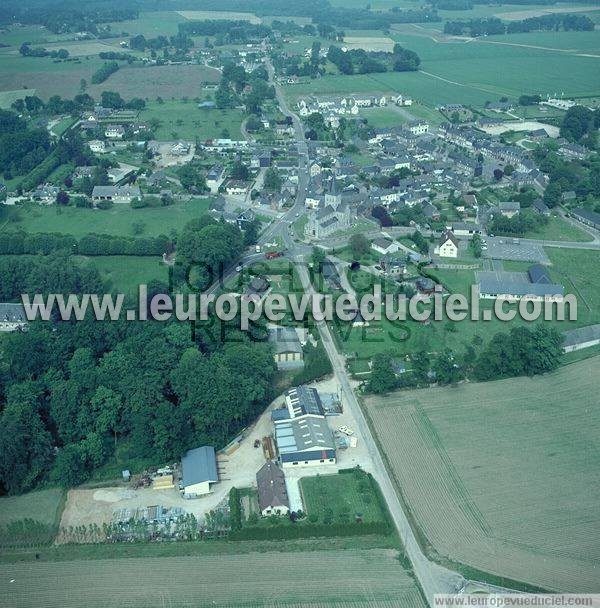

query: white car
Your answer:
[338,425,355,436]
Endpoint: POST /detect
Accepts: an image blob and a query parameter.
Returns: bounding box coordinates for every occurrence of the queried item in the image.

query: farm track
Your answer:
[365,358,600,592]
[0,549,426,608]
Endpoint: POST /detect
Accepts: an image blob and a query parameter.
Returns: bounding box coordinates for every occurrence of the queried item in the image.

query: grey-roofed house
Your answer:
[499,201,520,218]
[532,199,550,216]
[180,446,218,498]
[256,461,290,516]
[268,326,304,370]
[563,324,600,353]
[274,417,336,469]
[92,184,141,204]
[0,303,28,332]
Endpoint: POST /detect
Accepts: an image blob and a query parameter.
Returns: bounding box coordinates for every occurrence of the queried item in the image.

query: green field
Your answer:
[285,28,600,108]
[88,64,221,102]
[0,489,65,528]
[4,200,211,238]
[139,99,244,141]
[365,356,600,592]
[300,469,388,524]
[0,89,33,109]
[106,11,187,37]
[76,256,168,293]
[521,216,594,242]
[0,549,426,608]
[0,55,105,100]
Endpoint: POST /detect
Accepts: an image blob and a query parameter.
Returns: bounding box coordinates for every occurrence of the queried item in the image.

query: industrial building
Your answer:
[180,446,218,498]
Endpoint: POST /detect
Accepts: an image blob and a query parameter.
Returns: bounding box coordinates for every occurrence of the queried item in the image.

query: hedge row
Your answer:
[0,231,171,257]
[229,520,392,541]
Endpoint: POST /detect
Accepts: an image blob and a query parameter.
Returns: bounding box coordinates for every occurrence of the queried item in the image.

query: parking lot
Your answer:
[483,237,549,263]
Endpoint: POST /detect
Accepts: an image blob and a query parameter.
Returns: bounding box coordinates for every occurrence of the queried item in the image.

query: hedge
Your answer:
[229,520,391,541]
[0,231,171,257]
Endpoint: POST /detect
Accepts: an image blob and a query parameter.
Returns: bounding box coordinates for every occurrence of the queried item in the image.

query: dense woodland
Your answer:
[327,44,421,75]
[0,217,277,495]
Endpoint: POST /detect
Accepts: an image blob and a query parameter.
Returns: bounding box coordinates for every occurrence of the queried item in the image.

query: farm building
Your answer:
[274,417,336,468]
[273,386,325,423]
[180,446,218,498]
[571,207,600,231]
[371,238,401,255]
[451,222,481,236]
[256,461,290,516]
[0,303,27,332]
[478,269,563,301]
[268,326,304,370]
[562,324,600,353]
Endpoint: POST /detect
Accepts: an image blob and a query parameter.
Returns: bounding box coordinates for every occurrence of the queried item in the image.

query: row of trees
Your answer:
[326,44,420,76]
[366,325,563,394]
[445,13,593,36]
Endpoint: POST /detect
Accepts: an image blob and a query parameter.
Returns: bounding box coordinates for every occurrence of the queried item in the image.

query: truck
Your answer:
[265,251,283,260]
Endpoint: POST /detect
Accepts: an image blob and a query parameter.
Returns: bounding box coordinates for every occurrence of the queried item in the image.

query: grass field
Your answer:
[4,199,211,238]
[0,489,65,528]
[76,256,167,293]
[0,549,426,608]
[88,64,221,101]
[284,28,600,108]
[0,89,32,109]
[106,11,187,37]
[139,99,244,141]
[521,216,594,242]
[177,10,261,24]
[0,55,105,100]
[364,356,600,592]
[300,470,388,524]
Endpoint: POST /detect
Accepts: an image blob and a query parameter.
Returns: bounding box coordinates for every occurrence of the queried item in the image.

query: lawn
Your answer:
[0,489,65,528]
[364,356,600,592]
[522,216,594,242]
[300,469,389,524]
[76,255,168,294]
[363,107,407,128]
[106,11,187,37]
[139,99,244,141]
[4,199,211,238]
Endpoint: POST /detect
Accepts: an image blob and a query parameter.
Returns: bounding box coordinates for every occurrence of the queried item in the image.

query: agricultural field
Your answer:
[139,99,244,141]
[76,255,168,294]
[0,55,106,100]
[3,199,211,238]
[343,36,395,53]
[284,28,600,108]
[0,89,32,109]
[106,11,187,37]
[0,548,426,608]
[88,64,221,101]
[300,470,389,524]
[177,10,261,24]
[364,356,600,592]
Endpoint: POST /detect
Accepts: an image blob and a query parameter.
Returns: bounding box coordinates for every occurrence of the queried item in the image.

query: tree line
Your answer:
[326,44,421,76]
[445,13,594,36]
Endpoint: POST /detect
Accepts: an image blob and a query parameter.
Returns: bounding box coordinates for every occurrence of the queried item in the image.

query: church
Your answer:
[304,177,352,240]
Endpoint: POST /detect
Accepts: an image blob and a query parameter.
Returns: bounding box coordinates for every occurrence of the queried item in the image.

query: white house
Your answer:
[88,140,106,154]
[225,180,249,197]
[256,461,290,516]
[0,303,27,332]
[435,230,459,258]
[407,122,429,135]
[180,446,219,498]
[104,124,125,139]
[499,201,520,218]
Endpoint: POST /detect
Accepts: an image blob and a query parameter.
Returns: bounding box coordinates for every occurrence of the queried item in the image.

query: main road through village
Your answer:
[204,55,521,604]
